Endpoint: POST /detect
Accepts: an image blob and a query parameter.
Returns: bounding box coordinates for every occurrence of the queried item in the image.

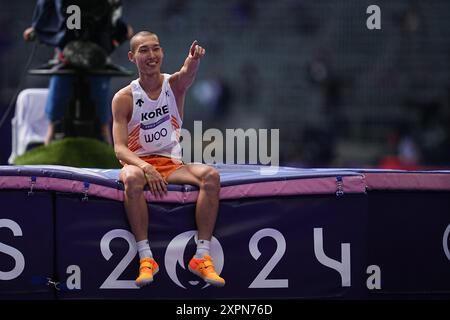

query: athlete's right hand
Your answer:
[140,164,168,197]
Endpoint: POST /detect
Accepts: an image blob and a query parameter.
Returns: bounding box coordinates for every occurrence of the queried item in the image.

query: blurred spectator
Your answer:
[163,0,188,32]
[239,61,259,107]
[419,100,450,166]
[378,126,421,170]
[300,126,335,167]
[398,135,420,166]
[307,49,345,135]
[290,2,320,36]
[192,76,232,122]
[396,2,421,34]
[232,0,256,28]
[307,49,344,110]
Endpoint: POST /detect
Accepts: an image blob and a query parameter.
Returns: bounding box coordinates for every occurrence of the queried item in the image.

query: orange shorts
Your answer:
[122,155,184,180]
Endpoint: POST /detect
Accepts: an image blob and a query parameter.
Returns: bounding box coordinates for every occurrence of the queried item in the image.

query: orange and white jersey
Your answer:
[127,74,183,159]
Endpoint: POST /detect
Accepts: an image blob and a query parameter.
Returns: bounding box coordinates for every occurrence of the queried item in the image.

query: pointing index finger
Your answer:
[190,40,198,55]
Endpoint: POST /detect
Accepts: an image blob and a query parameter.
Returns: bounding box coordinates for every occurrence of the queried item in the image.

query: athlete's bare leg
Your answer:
[166,164,220,240]
[120,165,149,242]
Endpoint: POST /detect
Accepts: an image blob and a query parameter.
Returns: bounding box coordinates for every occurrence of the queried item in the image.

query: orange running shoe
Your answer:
[188,255,225,287]
[135,257,159,288]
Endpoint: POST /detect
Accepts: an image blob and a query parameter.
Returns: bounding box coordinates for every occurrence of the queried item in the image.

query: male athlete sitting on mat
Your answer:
[112,31,225,287]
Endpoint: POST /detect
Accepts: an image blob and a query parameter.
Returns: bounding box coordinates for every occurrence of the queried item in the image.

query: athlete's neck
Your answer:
[138,72,164,93]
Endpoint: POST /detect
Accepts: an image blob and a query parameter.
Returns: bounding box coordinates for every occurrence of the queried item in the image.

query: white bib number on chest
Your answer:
[139,105,174,152]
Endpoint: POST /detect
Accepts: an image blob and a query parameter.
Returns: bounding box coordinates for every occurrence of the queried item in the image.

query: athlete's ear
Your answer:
[128,51,135,63]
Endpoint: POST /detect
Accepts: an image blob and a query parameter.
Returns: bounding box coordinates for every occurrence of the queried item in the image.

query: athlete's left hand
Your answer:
[189,40,206,60]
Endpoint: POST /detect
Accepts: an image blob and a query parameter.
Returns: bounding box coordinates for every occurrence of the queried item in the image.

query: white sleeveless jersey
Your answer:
[127,74,183,159]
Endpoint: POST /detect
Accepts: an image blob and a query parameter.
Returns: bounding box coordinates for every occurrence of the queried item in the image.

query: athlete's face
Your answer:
[128,35,164,75]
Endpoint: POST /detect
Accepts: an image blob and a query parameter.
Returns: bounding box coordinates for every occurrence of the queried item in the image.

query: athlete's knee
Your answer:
[122,166,146,197]
[200,167,220,193]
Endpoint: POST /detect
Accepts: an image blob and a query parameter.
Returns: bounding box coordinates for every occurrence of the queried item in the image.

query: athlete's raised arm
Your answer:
[169,40,206,117]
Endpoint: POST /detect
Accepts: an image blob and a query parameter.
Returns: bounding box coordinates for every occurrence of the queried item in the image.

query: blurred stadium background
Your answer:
[0,0,449,169]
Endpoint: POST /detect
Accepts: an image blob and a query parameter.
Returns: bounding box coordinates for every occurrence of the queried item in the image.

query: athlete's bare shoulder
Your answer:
[112,85,133,121]
[112,85,133,110]
[113,85,132,102]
